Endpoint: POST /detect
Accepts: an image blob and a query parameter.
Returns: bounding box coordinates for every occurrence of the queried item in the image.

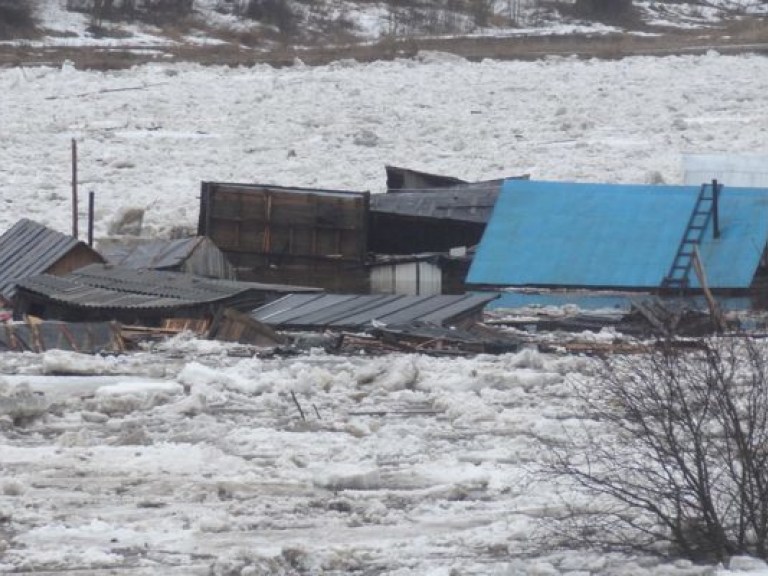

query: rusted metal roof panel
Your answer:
[251,293,497,331]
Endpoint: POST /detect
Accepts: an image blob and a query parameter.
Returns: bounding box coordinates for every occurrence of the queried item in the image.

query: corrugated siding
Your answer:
[370,265,396,294]
[467,180,768,290]
[370,261,443,296]
[418,261,442,295]
[394,262,418,295]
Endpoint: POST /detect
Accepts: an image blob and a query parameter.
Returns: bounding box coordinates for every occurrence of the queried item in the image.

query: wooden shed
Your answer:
[97,236,236,280]
[0,219,104,306]
[198,182,370,292]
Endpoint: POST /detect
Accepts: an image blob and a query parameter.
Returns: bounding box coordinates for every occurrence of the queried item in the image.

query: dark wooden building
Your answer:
[198,182,370,292]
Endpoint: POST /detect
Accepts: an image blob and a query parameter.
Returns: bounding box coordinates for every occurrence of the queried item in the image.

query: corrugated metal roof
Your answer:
[467,180,768,290]
[0,219,94,302]
[370,185,502,224]
[251,293,497,330]
[71,264,314,300]
[18,274,191,310]
[16,265,319,312]
[99,237,204,269]
[98,237,236,280]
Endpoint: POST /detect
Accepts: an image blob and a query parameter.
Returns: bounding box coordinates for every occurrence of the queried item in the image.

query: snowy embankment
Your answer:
[1,51,767,239]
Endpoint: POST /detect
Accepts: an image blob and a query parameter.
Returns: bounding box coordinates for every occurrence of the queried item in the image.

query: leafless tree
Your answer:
[548,337,768,562]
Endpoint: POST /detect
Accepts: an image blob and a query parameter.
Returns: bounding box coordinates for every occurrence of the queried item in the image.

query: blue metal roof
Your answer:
[467,180,768,290]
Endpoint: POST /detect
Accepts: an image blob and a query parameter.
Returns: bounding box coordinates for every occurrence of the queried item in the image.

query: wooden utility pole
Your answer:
[71,138,78,239]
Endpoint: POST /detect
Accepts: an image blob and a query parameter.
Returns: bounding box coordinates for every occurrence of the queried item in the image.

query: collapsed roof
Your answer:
[13,264,319,323]
[251,293,498,331]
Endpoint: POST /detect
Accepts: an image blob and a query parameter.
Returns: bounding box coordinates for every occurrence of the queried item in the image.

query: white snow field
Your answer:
[1,51,768,574]
[1,51,767,239]
[3,340,767,576]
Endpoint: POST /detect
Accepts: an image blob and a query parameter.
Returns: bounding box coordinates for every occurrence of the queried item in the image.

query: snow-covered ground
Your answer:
[2,34,768,575]
[3,335,768,575]
[2,339,767,575]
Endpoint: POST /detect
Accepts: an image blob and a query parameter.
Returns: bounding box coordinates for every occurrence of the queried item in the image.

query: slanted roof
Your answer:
[370,185,502,224]
[100,237,205,269]
[16,264,319,314]
[467,180,768,290]
[98,236,235,279]
[0,219,102,303]
[385,165,468,190]
[250,293,497,331]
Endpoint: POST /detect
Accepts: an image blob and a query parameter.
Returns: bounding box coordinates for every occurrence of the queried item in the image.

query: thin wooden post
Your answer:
[88,191,95,247]
[71,139,78,239]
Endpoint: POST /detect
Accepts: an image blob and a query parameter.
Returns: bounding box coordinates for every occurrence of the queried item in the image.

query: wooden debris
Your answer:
[1,319,124,353]
[208,308,284,347]
[323,322,519,357]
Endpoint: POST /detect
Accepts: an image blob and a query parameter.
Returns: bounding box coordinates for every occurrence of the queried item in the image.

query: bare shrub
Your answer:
[548,337,768,562]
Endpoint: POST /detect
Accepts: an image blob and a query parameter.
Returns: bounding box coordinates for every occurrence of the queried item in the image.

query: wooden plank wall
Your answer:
[200,183,370,292]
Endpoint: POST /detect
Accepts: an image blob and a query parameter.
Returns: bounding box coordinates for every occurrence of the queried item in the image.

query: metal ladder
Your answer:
[661,182,720,291]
